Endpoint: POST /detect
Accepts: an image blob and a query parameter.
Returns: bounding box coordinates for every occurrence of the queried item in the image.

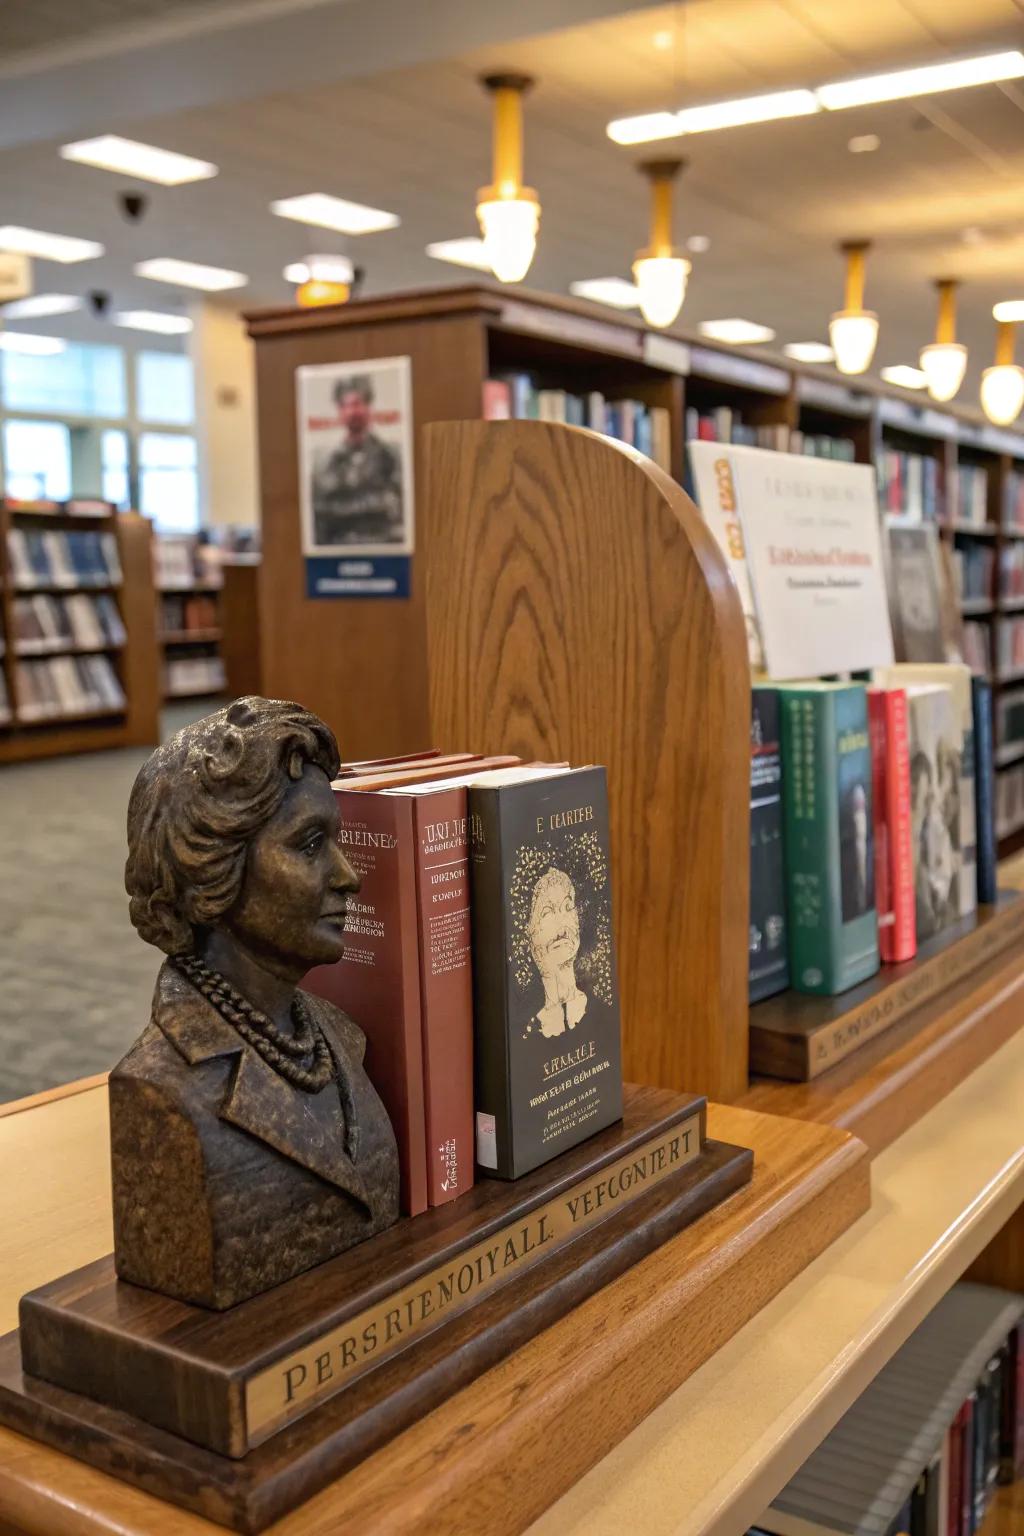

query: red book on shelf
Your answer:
[303,790,429,1216]
[482,380,512,420]
[697,417,717,442]
[945,1417,961,1536]
[336,751,476,778]
[868,686,916,964]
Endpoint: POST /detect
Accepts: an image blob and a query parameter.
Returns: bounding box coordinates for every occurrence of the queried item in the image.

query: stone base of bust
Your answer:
[110,964,399,1310]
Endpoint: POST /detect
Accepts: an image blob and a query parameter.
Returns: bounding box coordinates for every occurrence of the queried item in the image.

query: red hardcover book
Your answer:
[383,782,475,1206]
[482,380,511,420]
[946,1415,962,1536]
[868,686,916,963]
[303,791,429,1216]
[961,1394,976,1536]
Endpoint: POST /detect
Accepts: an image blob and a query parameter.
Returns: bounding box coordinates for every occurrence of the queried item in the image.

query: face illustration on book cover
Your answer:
[839,779,873,922]
[910,714,962,939]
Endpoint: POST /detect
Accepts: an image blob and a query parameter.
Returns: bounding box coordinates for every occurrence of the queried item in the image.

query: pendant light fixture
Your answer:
[919,278,967,401]
[829,240,879,374]
[294,254,355,308]
[980,319,1024,426]
[633,158,691,329]
[476,74,539,284]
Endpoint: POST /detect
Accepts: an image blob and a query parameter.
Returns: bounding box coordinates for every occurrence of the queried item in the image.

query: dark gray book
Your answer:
[750,687,789,1003]
[468,765,623,1179]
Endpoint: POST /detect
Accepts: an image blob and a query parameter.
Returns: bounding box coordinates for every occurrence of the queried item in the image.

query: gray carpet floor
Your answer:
[0,702,214,1104]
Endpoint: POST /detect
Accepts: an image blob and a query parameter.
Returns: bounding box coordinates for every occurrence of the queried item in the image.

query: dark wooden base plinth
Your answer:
[750,892,1024,1083]
[0,1086,751,1534]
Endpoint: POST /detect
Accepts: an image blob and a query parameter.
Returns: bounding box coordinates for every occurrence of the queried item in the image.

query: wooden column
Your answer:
[246,295,491,757]
[424,419,751,1102]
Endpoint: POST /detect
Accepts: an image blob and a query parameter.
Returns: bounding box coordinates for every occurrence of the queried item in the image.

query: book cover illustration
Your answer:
[471,767,623,1179]
[749,687,789,1002]
[907,686,961,941]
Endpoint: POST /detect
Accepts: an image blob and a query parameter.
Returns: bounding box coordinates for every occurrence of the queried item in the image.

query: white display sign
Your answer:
[728,445,894,680]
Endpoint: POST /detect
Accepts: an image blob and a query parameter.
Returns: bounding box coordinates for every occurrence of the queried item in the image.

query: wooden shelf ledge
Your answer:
[0,1087,867,1535]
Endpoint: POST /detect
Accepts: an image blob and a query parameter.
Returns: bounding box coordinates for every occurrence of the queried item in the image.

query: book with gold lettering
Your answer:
[468,765,623,1179]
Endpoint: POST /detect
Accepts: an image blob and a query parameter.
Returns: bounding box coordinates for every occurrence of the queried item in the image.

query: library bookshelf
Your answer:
[246,282,1024,853]
[155,536,229,703]
[0,499,160,765]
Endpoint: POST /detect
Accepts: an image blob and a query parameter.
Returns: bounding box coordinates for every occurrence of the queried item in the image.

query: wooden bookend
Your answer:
[423,420,751,1103]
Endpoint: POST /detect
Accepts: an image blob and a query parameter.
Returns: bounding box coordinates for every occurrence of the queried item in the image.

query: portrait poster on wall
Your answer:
[296,354,414,599]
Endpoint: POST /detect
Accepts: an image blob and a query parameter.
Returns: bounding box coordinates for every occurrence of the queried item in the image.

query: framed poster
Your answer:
[296,354,414,598]
[882,516,962,665]
[728,445,894,680]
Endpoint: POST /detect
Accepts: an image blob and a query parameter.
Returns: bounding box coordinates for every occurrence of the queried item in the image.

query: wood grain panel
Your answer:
[0,1105,869,1536]
[424,419,751,1102]
[220,563,262,700]
[742,944,1024,1156]
[965,1204,1024,1292]
[249,308,489,758]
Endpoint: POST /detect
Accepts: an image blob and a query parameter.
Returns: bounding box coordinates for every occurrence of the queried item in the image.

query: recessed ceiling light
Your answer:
[569,277,640,309]
[699,318,776,345]
[880,364,928,389]
[607,111,682,146]
[270,194,399,235]
[848,133,880,153]
[0,226,103,263]
[60,135,217,186]
[0,332,67,355]
[676,89,819,135]
[961,226,985,246]
[993,300,1024,323]
[785,341,835,363]
[817,50,1024,110]
[134,257,247,291]
[1,293,81,318]
[652,29,673,50]
[114,310,193,335]
[686,234,711,254]
[425,237,492,271]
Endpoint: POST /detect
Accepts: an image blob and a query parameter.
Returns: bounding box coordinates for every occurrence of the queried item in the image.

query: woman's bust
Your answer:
[111,697,399,1311]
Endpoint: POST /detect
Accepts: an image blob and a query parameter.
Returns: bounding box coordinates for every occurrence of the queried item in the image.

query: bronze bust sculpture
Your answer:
[112,697,399,1310]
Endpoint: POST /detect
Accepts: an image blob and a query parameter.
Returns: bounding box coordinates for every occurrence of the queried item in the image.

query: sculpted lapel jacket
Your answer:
[110,962,400,1310]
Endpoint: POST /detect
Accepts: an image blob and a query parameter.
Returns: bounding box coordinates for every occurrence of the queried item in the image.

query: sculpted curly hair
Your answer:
[125,697,340,956]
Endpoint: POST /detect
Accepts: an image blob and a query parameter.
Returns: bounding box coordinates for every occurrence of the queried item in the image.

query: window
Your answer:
[2,419,72,500]
[1,342,126,418]
[139,432,199,532]
[101,429,130,510]
[136,351,194,426]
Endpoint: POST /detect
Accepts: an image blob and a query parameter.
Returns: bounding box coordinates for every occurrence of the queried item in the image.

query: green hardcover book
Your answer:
[779,682,880,996]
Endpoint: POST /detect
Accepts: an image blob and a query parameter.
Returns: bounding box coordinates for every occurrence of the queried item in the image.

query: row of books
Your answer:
[482,376,672,473]
[998,687,1024,758]
[14,654,126,721]
[996,616,1024,674]
[3,496,116,518]
[154,534,223,591]
[7,529,123,590]
[302,753,622,1218]
[999,544,1024,598]
[163,655,227,696]
[950,464,990,528]
[878,449,943,522]
[161,592,220,634]
[962,622,990,679]
[11,593,126,655]
[685,407,857,460]
[1006,472,1024,532]
[953,545,995,603]
[750,666,994,1002]
[996,761,1024,836]
[751,1282,1024,1536]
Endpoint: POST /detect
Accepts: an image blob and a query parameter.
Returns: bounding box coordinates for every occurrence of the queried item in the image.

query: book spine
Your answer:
[782,690,837,993]
[302,791,429,1216]
[886,689,917,962]
[749,687,788,1002]
[868,690,894,960]
[410,790,475,1207]
[972,678,997,904]
[946,1418,962,1536]
[467,785,513,1178]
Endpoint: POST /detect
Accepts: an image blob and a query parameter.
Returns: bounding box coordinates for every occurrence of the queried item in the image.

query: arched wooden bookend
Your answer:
[424,420,751,1103]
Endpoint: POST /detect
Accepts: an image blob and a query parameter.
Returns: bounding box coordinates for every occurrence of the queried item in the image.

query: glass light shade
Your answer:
[829,309,879,374]
[632,255,690,328]
[919,341,967,402]
[980,364,1024,426]
[296,278,351,308]
[476,197,539,283]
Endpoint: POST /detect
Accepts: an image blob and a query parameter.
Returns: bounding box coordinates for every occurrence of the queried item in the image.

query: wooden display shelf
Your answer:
[947,520,999,536]
[159,581,223,594]
[164,682,226,700]
[962,598,996,615]
[0,1083,868,1536]
[13,643,126,658]
[1000,597,1024,613]
[13,707,126,729]
[9,582,119,595]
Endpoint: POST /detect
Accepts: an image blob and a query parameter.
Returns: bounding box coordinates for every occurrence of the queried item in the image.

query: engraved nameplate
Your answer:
[245,1111,701,1441]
